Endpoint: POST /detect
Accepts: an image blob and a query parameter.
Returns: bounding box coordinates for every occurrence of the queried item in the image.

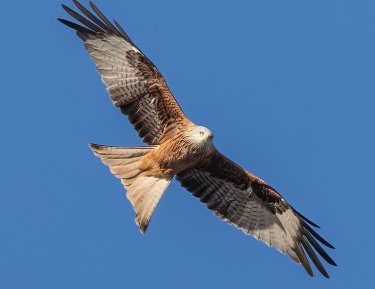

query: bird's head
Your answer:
[191,125,214,149]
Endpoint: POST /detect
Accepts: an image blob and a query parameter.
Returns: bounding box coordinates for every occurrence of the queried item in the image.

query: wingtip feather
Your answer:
[303,221,335,249]
[294,243,313,277]
[58,18,94,35]
[303,228,337,266]
[301,237,329,278]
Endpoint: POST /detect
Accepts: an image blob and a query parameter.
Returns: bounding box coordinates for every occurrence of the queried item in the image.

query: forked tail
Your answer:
[89,143,172,233]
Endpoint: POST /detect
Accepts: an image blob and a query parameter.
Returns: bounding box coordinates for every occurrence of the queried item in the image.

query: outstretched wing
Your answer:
[176,150,336,278]
[58,0,190,145]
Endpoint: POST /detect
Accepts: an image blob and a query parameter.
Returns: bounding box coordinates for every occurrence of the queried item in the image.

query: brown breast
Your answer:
[137,132,213,178]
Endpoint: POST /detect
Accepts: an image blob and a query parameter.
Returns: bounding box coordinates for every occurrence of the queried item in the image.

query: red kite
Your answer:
[58,0,336,278]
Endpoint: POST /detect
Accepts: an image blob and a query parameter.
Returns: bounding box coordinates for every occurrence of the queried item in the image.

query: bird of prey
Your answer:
[58,0,336,278]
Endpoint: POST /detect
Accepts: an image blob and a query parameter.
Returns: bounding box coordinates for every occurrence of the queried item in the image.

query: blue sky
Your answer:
[1,0,374,288]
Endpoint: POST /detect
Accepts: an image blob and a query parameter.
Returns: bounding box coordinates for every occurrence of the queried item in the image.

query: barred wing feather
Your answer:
[176,150,336,278]
[58,0,190,145]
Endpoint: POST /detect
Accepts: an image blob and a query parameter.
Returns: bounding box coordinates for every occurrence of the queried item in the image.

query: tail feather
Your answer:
[128,176,172,233]
[111,162,141,179]
[89,143,155,188]
[104,157,142,167]
[89,143,172,233]
[121,175,140,187]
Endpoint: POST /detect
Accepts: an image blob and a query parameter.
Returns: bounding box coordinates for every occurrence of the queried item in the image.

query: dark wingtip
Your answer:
[301,215,320,228]
[88,143,101,149]
[301,237,330,278]
[88,0,120,33]
[57,18,94,35]
[303,221,335,249]
[294,243,313,277]
[290,205,320,228]
[61,2,103,33]
[303,228,337,266]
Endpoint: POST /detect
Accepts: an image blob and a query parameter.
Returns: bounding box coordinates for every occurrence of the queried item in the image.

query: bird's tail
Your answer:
[89,143,172,233]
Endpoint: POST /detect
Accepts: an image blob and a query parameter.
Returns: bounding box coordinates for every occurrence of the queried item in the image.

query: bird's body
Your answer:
[58,0,336,278]
[136,125,215,179]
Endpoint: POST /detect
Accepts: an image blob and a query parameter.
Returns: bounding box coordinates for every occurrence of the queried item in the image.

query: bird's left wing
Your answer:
[176,150,336,278]
[58,0,191,145]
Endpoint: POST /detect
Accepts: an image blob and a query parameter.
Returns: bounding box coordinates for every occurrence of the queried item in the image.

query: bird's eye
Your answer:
[200,131,204,135]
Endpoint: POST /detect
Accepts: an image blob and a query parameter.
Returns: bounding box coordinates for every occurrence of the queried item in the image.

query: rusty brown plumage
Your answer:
[59,0,336,278]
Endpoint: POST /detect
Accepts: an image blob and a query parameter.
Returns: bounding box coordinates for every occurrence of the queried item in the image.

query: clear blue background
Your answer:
[1,0,374,287]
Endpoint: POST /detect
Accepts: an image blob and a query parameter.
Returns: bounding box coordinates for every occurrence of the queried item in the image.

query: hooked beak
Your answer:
[204,133,213,140]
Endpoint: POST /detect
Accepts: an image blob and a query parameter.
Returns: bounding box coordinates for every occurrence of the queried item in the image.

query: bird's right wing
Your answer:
[176,149,336,278]
[58,0,191,145]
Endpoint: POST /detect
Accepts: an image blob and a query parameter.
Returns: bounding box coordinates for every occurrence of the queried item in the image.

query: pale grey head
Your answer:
[190,125,215,151]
